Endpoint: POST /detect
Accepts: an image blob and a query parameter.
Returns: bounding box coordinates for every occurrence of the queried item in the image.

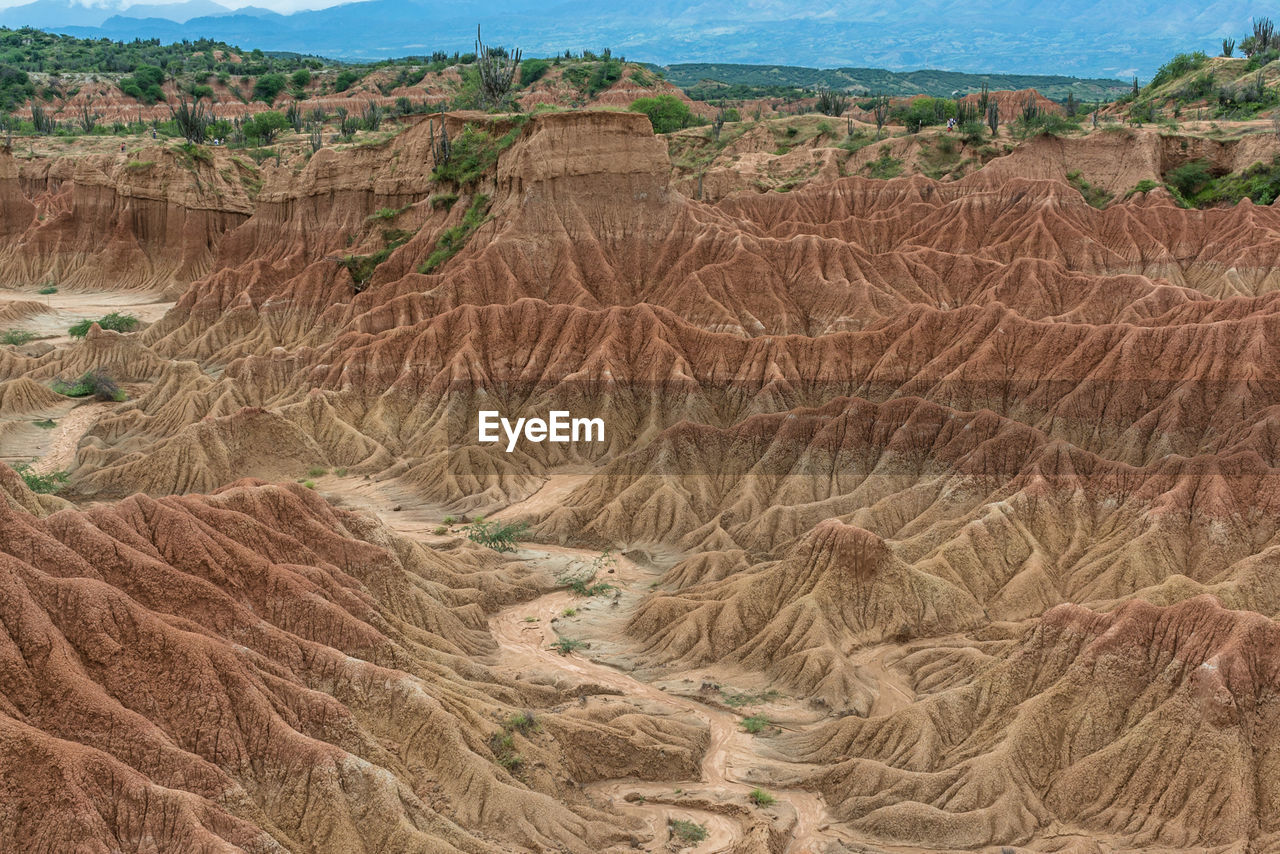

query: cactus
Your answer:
[475,27,521,109]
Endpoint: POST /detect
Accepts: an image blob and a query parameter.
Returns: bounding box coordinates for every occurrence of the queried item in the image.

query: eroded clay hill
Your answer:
[4,108,1280,852]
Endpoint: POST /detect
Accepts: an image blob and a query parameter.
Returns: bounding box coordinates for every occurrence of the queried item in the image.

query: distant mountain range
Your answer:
[1,0,1255,78]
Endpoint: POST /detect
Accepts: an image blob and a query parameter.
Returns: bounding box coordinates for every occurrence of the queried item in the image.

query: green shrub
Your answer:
[430,192,459,210]
[51,370,126,401]
[1126,179,1161,198]
[550,637,586,655]
[306,466,328,477]
[742,714,769,734]
[748,788,775,806]
[33,418,56,429]
[0,329,35,345]
[866,146,902,179]
[668,819,709,844]
[1149,52,1209,89]
[241,111,289,143]
[462,518,528,552]
[68,311,138,338]
[37,285,57,295]
[630,94,695,134]
[433,525,448,535]
[12,462,67,494]
[119,65,165,104]
[519,58,550,86]
[432,120,525,185]
[251,72,286,103]
[1164,159,1215,200]
[290,68,312,88]
[1066,170,1113,209]
[503,712,539,734]
[334,68,363,92]
[419,193,491,273]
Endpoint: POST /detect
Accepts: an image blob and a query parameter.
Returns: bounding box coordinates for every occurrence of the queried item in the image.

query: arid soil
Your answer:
[3,105,1280,853]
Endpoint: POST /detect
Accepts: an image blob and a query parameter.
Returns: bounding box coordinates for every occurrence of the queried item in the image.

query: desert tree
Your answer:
[475,26,521,109]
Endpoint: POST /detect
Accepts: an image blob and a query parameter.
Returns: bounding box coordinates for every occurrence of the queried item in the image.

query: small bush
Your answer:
[561,607,578,617]
[442,515,456,524]
[302,480,316,489]
[668,819,709,845]
[1127,179,1161,198]
[37,285,57,295]
[503,712,539,734]
[630,94,695,134]
[550,637,586,655]
[51,370,126,402]
[748,788,775,806]
[68,312,138,338]
[0,329,35,345]
[519,58,550,86]
[742,714,769,734]
[462,518,528,552]
[432,525,448,535]
[334,68,363,92]
[252,72,287,103]
[33,419,56,429]
[306,466,328,477]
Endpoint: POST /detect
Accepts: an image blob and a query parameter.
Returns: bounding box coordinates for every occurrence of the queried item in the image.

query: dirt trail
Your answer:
[490,545,838,854]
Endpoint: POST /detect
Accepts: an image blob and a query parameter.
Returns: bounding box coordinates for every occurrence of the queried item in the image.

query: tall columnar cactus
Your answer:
[475,27,521,109]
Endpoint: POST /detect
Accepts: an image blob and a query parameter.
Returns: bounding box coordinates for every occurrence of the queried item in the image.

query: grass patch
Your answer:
[125,159,154,171]
[561,607,578,617]
[33,418,56,429]
[68,311,138,338]
[37,285,57,295]
[339,228,414,291]
[1126,178,1161,199]
[418,193,491,274]
[367,205,408,221]
[1,329,35,345]
[12,462,67,494]
[1066,170,1113,209]
[489,732,522,771]
[748,788,775,807]
[719,688,780,707]
[668,819,709,845]
[432,119,525,186]
[742,714,769,734]
[306,466,328,477]
[866,146,902,179]
[430,192,458,210]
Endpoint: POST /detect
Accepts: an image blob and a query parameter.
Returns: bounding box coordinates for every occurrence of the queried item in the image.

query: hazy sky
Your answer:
[0,0,351,12]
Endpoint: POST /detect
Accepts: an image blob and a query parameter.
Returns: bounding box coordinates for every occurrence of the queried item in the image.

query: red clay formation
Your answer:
[2,93,1279,853]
